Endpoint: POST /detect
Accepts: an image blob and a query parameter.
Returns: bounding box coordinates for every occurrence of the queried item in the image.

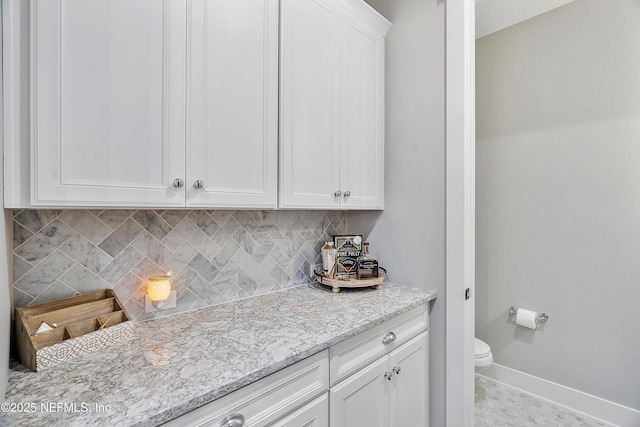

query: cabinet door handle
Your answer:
[384,371,393,381]
[382,331,396,345]
[193,180,205,190]
[172,178,184,188]
[393,366,401,375]
[343,190,351,198]
[219,413,245,427]
[334,190,342,197]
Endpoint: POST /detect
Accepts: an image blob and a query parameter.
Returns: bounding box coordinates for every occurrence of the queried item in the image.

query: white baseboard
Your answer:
[477,364,640,427]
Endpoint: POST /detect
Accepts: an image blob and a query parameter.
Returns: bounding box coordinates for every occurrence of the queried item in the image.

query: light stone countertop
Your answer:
[1,283,436,427]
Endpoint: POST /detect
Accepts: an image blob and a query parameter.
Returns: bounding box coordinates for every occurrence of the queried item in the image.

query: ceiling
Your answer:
[476,0,577,39]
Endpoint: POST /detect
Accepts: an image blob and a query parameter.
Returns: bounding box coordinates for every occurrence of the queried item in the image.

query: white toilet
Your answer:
[474,338,493,372]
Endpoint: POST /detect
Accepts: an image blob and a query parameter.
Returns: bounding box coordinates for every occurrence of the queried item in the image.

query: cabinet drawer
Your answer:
[271,393,328,427]
[329,304,428,386]
[163,350,329,427]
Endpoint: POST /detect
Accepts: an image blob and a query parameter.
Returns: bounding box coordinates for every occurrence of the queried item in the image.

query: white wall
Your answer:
[1,0,12,397]
[351,0,446,424]
[476,0,640,410]
[0,208,9,400]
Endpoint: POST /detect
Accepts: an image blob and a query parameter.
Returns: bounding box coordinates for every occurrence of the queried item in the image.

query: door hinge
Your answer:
[465,288,470,300]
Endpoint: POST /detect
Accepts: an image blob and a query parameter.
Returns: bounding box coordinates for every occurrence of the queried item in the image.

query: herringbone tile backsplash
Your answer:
[12,209,346,320]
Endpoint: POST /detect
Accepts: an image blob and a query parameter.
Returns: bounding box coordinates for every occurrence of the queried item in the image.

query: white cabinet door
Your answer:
[271,394,328,427]
[329,329,429,427]
[187,0,278,208]
[339,6,386,210]
[389,331,430,427]
[279,0,389,210]
[279,0,342,209]
[329,355,389,427]
[31,0,186,207]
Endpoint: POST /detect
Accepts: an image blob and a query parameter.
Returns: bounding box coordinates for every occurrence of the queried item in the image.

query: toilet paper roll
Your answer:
[516,308,537,330]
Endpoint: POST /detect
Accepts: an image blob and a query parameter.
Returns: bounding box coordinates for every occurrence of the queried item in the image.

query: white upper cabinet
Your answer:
[5,0,384,210]
[30,0,187,207]
[22,0,277,208]
[279,0,390,210]
[279,0,341,209]
[339,6,388,209]
[186,0,278,208]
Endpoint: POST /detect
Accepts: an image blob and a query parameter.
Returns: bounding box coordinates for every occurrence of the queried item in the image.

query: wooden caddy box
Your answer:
[14,289,134,371]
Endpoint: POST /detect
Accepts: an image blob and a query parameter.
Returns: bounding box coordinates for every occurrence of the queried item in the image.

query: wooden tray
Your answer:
[14,289,133,371]
[315,271,384,293]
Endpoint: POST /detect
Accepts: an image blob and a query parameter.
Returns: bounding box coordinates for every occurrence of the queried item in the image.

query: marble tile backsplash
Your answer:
[12,209,346,320]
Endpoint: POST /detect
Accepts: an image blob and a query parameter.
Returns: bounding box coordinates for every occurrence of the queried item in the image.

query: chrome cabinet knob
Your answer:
[393,366,401,375]
[334,190,342,197]
[193,180,205,190]
[385,371,393,381]
[219,413,245,427]
[343,190,351,197]
[172,178,184,188]
[382,331,396,345]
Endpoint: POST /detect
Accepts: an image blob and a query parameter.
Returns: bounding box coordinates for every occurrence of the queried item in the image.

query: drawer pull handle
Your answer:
[382,331,396,344]
[393,366,401,375]
[220,413,245,427]
[385,371,393,381]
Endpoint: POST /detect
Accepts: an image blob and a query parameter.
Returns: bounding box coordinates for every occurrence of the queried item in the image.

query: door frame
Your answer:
[445,0,475,425]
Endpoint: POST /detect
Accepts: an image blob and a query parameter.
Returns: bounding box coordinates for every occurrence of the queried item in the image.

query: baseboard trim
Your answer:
[477,364,640,427]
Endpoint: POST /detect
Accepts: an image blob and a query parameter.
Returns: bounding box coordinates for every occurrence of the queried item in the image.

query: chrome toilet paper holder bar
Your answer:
[509,306,549,322]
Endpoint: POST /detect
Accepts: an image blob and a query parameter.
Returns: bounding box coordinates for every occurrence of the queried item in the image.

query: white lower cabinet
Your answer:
[330,331,430,427]
[328,304,430,427]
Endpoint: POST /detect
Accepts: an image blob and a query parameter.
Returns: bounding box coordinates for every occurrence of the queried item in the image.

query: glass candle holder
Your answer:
[148,276,171,302]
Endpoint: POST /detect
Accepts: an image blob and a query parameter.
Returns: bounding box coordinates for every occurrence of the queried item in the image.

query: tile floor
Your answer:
[475,375,611,427]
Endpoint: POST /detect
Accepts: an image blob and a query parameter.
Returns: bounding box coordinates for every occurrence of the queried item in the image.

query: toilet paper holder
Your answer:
[509,306,549,322]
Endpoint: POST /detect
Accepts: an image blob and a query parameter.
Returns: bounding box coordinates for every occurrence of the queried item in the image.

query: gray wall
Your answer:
[476,0,640,409]
[352,0,446,424]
